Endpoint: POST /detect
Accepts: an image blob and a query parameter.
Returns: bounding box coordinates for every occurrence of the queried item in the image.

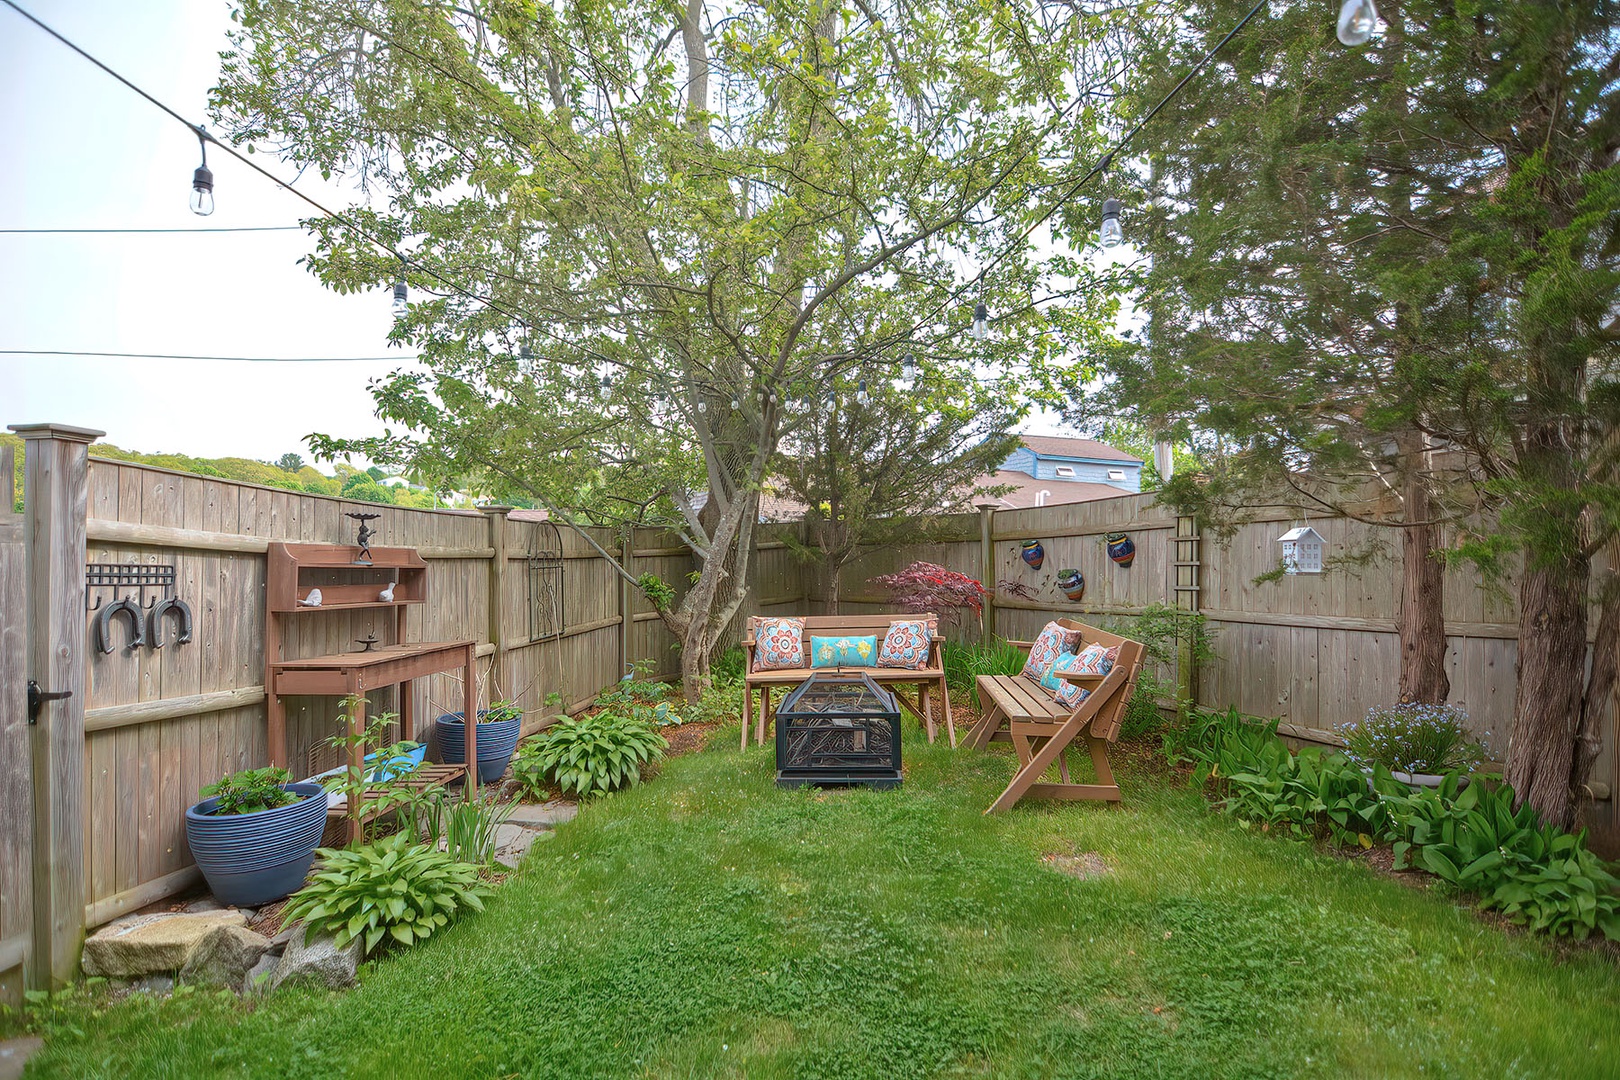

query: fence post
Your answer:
[1173,513,1202,714]
[11,423,100,989]
[979,505,996,641]
[620,532,635,679]
[480,507,509,700]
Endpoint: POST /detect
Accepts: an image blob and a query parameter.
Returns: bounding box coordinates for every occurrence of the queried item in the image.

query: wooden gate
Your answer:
[0,441,32,1005]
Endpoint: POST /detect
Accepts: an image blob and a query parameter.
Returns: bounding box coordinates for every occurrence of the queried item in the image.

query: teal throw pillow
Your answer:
[810,635,878,668]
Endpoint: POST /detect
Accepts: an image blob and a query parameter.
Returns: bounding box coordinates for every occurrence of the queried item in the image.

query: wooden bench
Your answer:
[964,619,1144,813]
[741,614,954,750]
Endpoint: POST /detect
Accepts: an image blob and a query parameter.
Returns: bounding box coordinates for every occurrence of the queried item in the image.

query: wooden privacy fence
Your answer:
[0,426,809,995]
[835,492,1616,803]
[2,424,1610,997]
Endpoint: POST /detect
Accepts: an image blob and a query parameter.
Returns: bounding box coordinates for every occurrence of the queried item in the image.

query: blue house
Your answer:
[973,435,1144,510]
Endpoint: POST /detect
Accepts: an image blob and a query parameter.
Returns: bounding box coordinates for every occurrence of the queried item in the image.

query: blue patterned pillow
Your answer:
[752,616,805,671]
[1038,651,1078,699]
[810,635,878,668]
[1047,652,1096,708]
[877,618,933,670]
[1021,621,1083,683]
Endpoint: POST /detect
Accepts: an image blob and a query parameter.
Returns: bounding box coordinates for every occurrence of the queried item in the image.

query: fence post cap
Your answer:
[7,422,104,443]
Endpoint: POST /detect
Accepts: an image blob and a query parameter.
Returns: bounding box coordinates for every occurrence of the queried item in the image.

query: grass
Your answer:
[17,727,1620,1079]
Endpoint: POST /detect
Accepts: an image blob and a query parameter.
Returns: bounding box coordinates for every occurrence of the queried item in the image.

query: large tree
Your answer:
[1099,0,1620,824]
[216,0,1125,699]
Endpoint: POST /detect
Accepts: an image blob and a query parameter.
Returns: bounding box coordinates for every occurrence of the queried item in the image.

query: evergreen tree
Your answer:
[1103,0,1620,824]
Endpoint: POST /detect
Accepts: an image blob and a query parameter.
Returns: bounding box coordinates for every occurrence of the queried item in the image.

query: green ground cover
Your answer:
[17,728,1620,1079]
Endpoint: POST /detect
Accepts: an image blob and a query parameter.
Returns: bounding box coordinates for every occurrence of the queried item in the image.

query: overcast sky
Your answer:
[0,0,403,461]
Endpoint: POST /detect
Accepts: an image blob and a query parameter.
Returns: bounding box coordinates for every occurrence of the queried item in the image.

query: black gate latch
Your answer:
[26,681,72,724]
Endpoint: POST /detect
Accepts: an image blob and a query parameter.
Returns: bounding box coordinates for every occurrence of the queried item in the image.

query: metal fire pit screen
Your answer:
[775,671,902,789]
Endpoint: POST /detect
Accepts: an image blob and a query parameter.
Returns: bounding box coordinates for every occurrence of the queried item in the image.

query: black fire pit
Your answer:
[775,671,902,790]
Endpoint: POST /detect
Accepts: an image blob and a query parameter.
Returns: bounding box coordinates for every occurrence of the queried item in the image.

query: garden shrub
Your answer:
[940,637,1026,701]
[280,832,490,954]
[512,713,667,798]
[1184,705,1620,941]
[199,766,297,816]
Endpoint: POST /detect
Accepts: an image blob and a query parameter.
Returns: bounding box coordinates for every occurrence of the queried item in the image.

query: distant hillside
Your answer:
[1,434,447,510]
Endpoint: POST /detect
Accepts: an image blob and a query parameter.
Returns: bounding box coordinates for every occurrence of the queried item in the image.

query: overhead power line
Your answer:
[0,350,416,363]
[0,226,306,234]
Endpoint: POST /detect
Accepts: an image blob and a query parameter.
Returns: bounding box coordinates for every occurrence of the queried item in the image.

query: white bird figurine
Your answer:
[378,582,396,603]
[298,588,323,607]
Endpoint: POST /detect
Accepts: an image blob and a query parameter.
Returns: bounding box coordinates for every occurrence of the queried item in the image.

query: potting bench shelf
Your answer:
[320,763,469,846]
[265,542,482,843]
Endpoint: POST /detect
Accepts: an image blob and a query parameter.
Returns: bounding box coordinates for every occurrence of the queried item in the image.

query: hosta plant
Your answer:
[512,713,667,798]
[280,832,489,954]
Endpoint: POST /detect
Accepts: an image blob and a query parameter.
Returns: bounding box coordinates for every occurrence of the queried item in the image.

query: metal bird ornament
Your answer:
[298,588,323,607]
[378,582,396,603]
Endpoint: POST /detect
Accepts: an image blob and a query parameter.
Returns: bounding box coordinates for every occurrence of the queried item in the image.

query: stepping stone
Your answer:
[0,1036,42,1080]
[503,801,577,829]
[493,824,548,869]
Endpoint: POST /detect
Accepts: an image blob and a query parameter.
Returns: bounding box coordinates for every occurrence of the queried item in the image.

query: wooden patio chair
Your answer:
[964,620,1144,814]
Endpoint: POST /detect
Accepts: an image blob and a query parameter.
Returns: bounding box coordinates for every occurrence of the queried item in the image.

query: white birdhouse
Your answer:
[1277,526,1325,575]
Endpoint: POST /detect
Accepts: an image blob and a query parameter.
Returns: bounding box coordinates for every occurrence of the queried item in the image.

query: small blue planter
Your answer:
[435,712,523,784]
[185,782,327,907]
[365,742,427,781]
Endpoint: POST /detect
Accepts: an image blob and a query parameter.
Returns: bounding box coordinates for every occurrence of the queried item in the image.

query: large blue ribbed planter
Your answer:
[184,782,327,907]
[435,712,523,784]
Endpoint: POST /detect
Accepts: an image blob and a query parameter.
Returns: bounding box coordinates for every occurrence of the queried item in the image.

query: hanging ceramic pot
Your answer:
[1106,531,1135,568]
[1020,540,1045,570]
[1056,568,1085,602]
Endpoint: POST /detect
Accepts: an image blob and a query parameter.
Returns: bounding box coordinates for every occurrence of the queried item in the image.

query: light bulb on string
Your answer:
[971,302,989,342]
[188,131,214,216]
[900,353,918,384]
[391,280,408,318]
[730,397,741,409]
[1336,0,1379,45]
[856,379,869,405]
[1099,198,1124,249]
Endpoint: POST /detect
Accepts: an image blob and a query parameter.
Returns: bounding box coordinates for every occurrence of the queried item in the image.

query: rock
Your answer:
[124,973,175,996]
[179,924,272,990]
[0,1036,43,1080]
[82,911,247,978]
[270,925,361,992]
[182,897,223,914]
[503,800,577,828]
[268,924,296,950]
[493,823,547,869]
[241,953,279,997]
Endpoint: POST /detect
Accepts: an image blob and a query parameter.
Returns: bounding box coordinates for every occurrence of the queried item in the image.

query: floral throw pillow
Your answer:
[1071,643,1119,677]
[1021,621,1084,684]
[811,635,878,668]
[877,618,934,670]
[753,616,806,671]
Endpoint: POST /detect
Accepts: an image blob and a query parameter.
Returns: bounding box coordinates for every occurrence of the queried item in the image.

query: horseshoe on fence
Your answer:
[149,597,194,648]
[95,596,146,654]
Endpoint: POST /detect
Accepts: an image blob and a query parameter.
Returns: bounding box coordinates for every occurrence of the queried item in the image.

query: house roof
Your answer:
[1016,434,1143,464]
[969,471,1135,511]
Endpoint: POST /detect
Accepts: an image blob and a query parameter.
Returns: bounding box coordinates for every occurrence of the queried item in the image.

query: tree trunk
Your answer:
[821,557,841,615]
[1509,554,1589,827]
[1572,579,1620,801]
[1397,466,1449,703]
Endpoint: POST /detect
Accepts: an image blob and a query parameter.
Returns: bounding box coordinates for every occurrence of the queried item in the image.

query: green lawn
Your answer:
[21,727,1620,1079]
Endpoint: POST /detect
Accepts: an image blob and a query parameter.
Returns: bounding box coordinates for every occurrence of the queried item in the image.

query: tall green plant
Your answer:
[513,714,667,798]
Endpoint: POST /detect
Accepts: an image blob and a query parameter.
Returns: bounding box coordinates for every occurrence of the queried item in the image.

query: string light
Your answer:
[900,353,918,383]
[188,131,214,216]
[1337,0,1379,45]
[856,379,869,405]
[391,279,408,318]
[1099,198,1123,249]
[971,302,989,342]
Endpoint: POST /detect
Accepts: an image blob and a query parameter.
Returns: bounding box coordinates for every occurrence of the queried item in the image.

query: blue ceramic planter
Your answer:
[185,782,327,907]
[435,712,523,784]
